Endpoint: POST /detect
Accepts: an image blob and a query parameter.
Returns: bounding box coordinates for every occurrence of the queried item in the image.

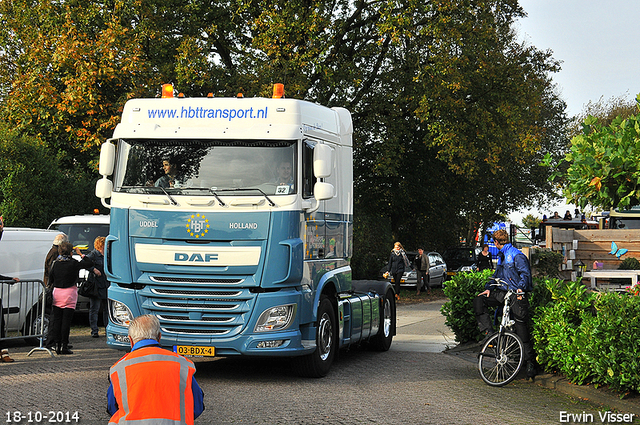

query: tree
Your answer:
[0,125,99,228]
[0,0,569,276]
[522,214,541,229]
[555,96,640,211]
[567,93,637,139]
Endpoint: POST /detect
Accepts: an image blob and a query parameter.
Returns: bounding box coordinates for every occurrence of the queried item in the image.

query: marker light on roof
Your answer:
[162,84,174,98]
[272,83,284,99]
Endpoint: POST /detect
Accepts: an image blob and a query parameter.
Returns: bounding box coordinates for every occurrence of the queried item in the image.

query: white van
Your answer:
[0,228,59,338]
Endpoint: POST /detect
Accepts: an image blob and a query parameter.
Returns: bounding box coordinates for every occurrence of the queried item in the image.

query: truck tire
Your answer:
[293,296,336,378]
[370,288,395,351]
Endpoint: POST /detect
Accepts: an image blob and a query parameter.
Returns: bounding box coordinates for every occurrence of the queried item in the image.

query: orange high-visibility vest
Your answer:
[109,346,196,425]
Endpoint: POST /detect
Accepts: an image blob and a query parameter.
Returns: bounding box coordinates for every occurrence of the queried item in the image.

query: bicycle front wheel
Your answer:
[478,331,524,387]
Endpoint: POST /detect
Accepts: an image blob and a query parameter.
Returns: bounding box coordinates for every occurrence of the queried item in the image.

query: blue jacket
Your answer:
[487,243,532,292]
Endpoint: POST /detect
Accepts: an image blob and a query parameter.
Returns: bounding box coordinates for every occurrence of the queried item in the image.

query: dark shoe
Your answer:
[67,344,73,349]
[526,361,538,379]
[477,330,492,346]
[58,345,73,355]
[91,333,99,338]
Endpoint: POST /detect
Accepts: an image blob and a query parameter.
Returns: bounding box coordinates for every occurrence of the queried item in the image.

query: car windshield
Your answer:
[49,224,109,254]
[112,138,297,196]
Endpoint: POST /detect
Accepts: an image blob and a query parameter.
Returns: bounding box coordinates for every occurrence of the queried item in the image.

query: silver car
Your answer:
[388,252,447,289]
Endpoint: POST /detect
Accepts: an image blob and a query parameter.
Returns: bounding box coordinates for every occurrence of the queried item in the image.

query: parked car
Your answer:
[443,246,481,277]
[380,251,448,289]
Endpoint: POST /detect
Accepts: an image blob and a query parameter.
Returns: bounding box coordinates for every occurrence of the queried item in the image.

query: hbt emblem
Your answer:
[186,213,210,238]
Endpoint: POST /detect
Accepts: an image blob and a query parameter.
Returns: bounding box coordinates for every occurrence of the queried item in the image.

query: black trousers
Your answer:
[392,272,403,295]
[48,306,75,346]
[473,290,535,362]
[417,270,429,290]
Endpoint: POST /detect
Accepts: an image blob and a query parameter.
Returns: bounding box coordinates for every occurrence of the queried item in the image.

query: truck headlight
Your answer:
[110,300,133,326]
[255,304,296,332]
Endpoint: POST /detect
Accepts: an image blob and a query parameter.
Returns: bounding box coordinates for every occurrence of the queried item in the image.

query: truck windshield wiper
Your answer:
[157,186,178,206]
[216,188,276,207]
[206,189,227,207]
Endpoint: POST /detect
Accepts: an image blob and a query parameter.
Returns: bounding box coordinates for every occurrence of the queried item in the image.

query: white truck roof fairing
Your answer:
[48,214,110,227]
[112,97,352,146]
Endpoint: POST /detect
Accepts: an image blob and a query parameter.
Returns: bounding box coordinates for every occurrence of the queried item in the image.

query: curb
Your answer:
[445,343,640,416]
[534,373,640,416]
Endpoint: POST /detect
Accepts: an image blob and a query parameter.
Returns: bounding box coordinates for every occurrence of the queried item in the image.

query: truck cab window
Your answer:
[302,141,317,199]
[114,139,297,196]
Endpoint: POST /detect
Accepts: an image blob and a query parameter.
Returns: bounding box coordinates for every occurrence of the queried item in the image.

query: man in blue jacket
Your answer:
[473,229,537,378]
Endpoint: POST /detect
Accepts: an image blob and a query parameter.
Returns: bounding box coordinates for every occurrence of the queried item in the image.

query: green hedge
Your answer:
[441,272,640,394]
[440,270,493,343]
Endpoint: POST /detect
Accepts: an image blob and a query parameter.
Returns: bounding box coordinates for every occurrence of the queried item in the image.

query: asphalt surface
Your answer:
[1,298,639,424]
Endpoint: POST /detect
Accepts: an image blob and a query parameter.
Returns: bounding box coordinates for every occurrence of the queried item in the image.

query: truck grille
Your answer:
[139,283,255,337]
[151,276,243,284]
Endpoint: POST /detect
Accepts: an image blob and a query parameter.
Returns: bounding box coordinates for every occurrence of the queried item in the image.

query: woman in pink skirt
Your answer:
[46,242,93,355]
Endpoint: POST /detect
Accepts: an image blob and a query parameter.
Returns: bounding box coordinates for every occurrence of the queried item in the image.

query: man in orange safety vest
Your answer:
[107,315,205,424]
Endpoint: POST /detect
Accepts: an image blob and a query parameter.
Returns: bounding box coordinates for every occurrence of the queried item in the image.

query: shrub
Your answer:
[440,270,493,343]
[530,248,564,278]
[618,257,640,270]
[532,279,594,379]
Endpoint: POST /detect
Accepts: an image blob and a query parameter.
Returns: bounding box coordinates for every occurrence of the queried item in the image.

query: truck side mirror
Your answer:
[99,141,116,176]
[314,182,334,201]
[95,178,113,200]
[313,144,333,178]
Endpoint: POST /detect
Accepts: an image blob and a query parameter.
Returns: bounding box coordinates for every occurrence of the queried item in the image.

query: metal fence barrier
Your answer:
[0,279,54,357]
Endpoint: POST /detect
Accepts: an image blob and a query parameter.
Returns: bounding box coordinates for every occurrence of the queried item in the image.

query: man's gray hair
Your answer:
[53,233,68,246]
[128,315,161,343]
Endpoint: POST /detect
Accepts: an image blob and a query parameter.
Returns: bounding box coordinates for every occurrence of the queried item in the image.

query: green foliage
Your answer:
[351,214,393,280]
[532,281,640,393]
[618,257,640,270]
[442,268,640,393]
[522,214,542,229]
[530,249,564,278]
[557,97,640,210]
[440,270,493,343]
[0,0,569,256]
[0,126,99,228]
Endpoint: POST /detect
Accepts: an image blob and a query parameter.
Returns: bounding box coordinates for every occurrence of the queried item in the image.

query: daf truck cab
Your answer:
[95,84,395,377]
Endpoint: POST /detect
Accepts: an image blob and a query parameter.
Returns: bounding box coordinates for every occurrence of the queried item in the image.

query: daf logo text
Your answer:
[174,253,219,262]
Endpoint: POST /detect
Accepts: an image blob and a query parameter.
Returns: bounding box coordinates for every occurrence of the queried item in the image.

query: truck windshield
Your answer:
[113,139,297,196]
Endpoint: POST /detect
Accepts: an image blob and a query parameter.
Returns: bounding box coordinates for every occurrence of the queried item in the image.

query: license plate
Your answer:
[175,345,215,357]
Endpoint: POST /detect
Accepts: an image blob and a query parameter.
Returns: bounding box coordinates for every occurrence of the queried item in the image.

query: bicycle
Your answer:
[477,278,525,387]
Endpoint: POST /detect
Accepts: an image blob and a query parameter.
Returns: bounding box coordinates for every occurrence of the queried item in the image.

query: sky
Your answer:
[508,0,640,224]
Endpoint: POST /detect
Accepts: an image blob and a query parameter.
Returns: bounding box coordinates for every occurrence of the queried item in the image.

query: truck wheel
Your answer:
[371,288,395,351]
[293,296,336,378]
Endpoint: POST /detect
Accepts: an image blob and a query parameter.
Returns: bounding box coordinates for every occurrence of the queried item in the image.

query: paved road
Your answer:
[0,300,625,425]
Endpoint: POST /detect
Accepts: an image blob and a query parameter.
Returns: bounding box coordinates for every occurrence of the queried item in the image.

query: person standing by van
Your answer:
[44,233,68,287]
[85,236,108,338]
[0,216,19,362]
[46,242,93,355]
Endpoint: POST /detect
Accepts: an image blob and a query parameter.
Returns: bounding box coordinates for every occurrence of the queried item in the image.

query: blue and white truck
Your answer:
[95,84,395,376]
